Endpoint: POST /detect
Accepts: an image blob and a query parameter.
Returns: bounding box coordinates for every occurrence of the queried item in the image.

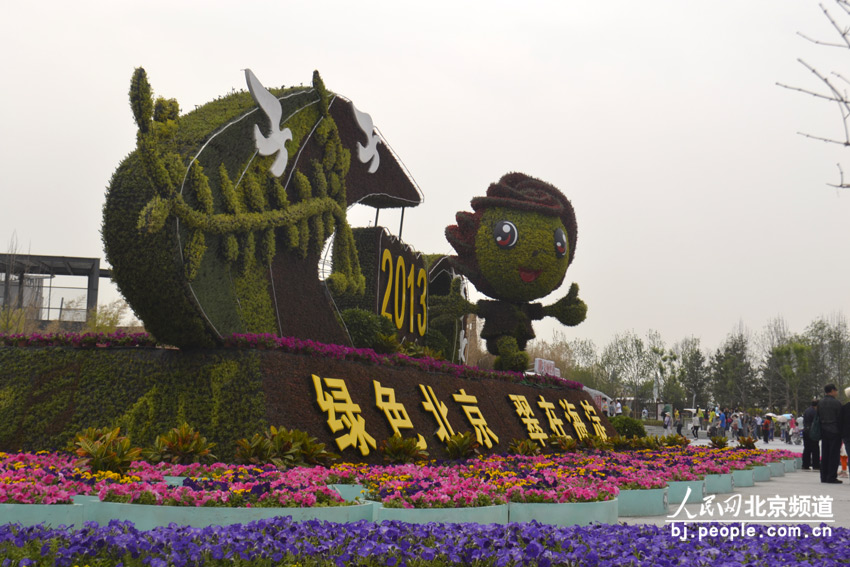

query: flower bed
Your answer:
[227,332,583,388]
[0,331,156,348]
[2,446,796,511]
[0,330,583,389]
[1,517,847,566]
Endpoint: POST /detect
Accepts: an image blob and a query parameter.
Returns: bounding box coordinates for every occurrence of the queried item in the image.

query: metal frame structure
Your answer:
[0,254,112,317]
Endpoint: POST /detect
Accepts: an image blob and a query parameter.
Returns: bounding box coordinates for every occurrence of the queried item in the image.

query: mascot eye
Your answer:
[554,228,567,258]
[494,220,518,249]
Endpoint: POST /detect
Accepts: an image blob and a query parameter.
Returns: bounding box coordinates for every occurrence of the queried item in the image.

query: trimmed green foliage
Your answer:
[71,426,142,474]
[379,434,429,464]
[508,438,542,456]
[445,431,481,460]
[0,348,266,461]
[609,415,647,439]
[104,68,364,348]
[443,173,586,370]
[341,308,397,351]
[143,422,217,465]
[234,426,337,468]
[549,435,579,453]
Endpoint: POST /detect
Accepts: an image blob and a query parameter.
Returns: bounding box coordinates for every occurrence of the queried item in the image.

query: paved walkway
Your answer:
[624,426,850,528]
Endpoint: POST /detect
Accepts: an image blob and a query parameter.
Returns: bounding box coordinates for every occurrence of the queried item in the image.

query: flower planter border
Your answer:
[667,480,705,505]
[767,462,785,477]
[0,502,86,528]
[507,499,618,526]
[1,499,373,531]
[704,473,734,494]
[731,469,755,487]
[752,465,772,482]
[329,483,366,502]
[375,503,509,525]
[616,488,668,517]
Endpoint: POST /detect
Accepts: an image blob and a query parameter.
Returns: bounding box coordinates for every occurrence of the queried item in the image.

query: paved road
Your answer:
[624,426,850,529]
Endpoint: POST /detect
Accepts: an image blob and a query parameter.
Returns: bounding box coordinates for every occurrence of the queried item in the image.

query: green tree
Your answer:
[769,339,811,414]
[710,328,756,409]
[674,337,710,410]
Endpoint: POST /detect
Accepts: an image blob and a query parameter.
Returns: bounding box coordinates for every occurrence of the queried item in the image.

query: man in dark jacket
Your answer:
[841,387,850,476]
[818,384,843,483]
[802,399,820,470]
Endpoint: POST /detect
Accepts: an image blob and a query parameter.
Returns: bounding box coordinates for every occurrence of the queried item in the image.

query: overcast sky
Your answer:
[2,0,849,354]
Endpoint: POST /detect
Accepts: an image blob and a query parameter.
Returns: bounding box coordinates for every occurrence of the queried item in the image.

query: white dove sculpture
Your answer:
[352,104,381,174]
[245,69,293,177]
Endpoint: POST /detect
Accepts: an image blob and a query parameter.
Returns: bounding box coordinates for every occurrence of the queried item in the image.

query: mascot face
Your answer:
[474,206,569,303]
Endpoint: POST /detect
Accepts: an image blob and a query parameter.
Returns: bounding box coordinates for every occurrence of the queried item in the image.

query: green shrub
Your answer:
[71,426,142,474]
[143,422,216,464]
[508,438,542,456]
[341,308,397,351]
[659,434,691,447]
[710,436,729,449]
[578,435,614,451]
[607,434,634,451]
[549,435,578,453]
[444,431,480,460]
[628,436,660,450]
[736,436,757,450]
[235,426,337,468]
[609,415,647,439]
[379,434,429,464]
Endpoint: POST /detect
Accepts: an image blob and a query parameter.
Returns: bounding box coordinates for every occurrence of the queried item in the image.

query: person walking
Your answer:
[818,384,843,484]
[803,399,820,470]
[691,412,700,439]
[761,416,772,444]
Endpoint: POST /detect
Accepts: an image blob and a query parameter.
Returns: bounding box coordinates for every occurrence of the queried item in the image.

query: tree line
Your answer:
[519,314,850,417]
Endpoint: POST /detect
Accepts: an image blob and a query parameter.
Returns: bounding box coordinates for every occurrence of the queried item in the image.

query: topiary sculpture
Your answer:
[441,173,587,371]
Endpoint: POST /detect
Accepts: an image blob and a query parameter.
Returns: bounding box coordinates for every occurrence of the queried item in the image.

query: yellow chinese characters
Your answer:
[508,394,548,446]
[537,395,568,438]
[375,380,426,450]
[453,389,499,449]
[312,374,376,456]
[580,399,608,440]
[559,398,589,440]
[419,385,455,444]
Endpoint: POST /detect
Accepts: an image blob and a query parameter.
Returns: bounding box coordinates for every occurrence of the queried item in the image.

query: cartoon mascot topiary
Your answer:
[441,172,587,371]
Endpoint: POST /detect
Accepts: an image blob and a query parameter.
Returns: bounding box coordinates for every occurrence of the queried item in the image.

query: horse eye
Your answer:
[554,228,567,258]
[493,220,518,249]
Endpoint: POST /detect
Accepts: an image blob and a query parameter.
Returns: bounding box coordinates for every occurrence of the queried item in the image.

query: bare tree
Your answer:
[600,330,663,415]
[778,0,850,188]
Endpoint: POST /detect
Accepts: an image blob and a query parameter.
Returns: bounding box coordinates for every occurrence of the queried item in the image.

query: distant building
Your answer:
[0,254,111,324]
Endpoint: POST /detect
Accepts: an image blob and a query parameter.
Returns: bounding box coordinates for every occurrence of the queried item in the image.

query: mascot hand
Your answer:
[544,283,587,326]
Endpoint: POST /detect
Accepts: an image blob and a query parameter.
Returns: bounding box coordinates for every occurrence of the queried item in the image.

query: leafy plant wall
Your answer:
[0,347,611,464]
[0,348,266,461]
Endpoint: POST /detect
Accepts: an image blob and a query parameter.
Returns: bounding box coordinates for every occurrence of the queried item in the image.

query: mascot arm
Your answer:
[429,278,478,327]
[543,283,587,326]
